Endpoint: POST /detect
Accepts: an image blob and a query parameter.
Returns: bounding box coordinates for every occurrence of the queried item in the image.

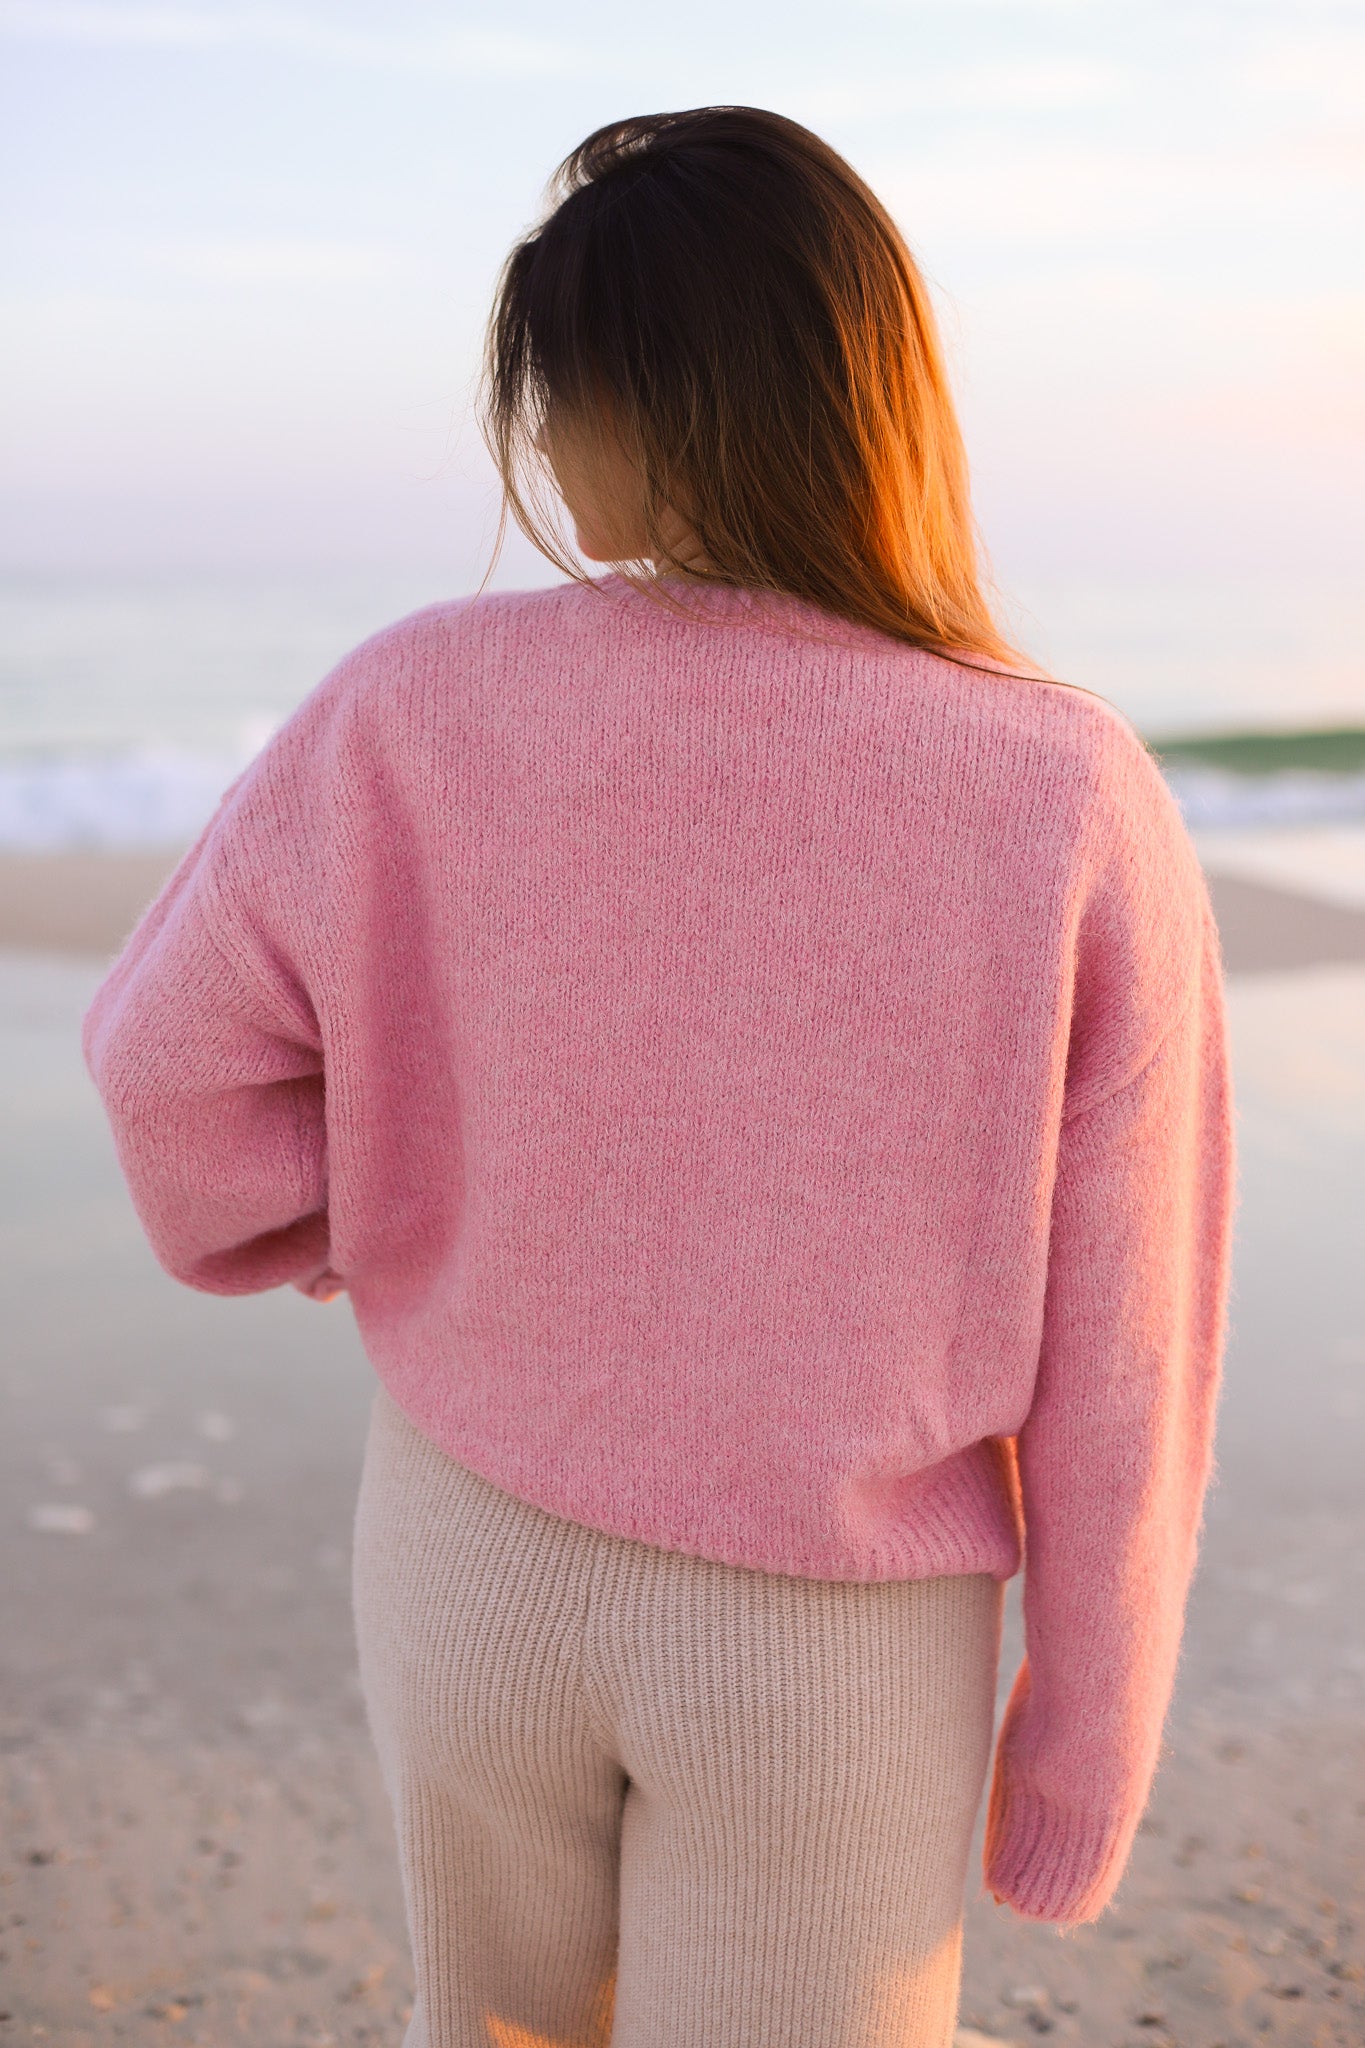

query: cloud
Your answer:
[148,237,405,285]
[0,1,580,74]
[1238,26,1365,117]
[967,270,1365,415]
[873,132,1358,250]
[848,0,1094,10]
[799,57,1125,118]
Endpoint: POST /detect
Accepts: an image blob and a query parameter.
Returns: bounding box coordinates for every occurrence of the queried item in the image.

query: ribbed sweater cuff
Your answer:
[983,1781,1137,1927]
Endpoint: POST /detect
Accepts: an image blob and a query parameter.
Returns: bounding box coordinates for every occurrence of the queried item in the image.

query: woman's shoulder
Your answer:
[244,583,603,760]
[908,647,1205,907]
[329,580,599,680]
[931,650,1183,830]
[1030,682,1195,862]
[913,644,1150,771]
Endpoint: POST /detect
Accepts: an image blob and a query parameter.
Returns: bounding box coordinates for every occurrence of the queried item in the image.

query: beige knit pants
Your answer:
[352,1381,1004,2048]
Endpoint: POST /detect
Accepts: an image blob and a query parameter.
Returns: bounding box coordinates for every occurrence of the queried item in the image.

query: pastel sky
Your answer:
[2,0,1361,589]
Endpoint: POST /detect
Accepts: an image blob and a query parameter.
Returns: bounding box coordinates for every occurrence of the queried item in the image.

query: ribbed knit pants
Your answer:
[352,1381,1005,2048]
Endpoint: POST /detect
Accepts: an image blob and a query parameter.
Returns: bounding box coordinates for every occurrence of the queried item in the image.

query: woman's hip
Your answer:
[352,1377,1002,1803]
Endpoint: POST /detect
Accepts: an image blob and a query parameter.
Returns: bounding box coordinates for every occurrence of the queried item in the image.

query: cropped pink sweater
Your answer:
[83,575,1236,1928]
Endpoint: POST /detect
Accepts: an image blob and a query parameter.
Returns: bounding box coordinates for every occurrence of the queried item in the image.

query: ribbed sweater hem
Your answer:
[379,1374,1025,1585]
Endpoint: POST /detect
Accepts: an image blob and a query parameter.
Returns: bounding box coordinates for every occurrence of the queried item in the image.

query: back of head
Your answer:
[482,105,1031,668]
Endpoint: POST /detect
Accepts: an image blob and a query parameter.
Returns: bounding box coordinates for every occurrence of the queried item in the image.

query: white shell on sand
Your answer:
[128,1461,211,1499]
[27,1503,95,1534]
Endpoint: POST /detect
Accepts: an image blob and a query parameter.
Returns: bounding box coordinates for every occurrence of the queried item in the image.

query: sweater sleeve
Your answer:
[80,789,344,1302]
[982,892,1237,1927]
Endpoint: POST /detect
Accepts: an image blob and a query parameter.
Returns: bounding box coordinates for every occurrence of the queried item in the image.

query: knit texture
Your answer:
[354,1378,1003,2048]
[82,574,1237,1927]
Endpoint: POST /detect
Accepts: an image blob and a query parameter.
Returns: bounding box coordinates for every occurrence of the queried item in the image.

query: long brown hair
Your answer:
[481,106,1036,671]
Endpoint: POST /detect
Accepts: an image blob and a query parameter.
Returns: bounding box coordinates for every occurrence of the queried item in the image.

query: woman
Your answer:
[83,106,1236,2048]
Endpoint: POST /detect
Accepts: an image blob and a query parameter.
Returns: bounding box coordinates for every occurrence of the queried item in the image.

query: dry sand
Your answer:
[2,854,1364,2047]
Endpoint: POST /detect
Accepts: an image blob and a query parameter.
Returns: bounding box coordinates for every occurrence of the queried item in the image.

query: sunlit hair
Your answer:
[481,105,1043,673]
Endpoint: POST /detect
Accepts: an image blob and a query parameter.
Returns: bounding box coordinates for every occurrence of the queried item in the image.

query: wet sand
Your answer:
[0,852,186,958]
[2,855,1364,2045]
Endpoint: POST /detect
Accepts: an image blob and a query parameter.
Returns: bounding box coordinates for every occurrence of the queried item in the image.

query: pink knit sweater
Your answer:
[83,575,1236,1928]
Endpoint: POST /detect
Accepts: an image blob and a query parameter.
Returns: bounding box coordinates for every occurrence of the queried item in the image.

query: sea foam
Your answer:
[0,742,262,851]
[1161,765,1365,830]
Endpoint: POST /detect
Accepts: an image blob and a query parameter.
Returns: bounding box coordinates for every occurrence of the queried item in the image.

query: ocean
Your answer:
[2,568,1363,851]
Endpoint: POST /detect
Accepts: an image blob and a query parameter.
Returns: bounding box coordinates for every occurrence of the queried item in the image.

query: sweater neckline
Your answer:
[592,572,1054,685]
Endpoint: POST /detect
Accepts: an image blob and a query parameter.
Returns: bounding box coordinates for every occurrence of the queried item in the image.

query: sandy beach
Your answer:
[3,846,1363,2047]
